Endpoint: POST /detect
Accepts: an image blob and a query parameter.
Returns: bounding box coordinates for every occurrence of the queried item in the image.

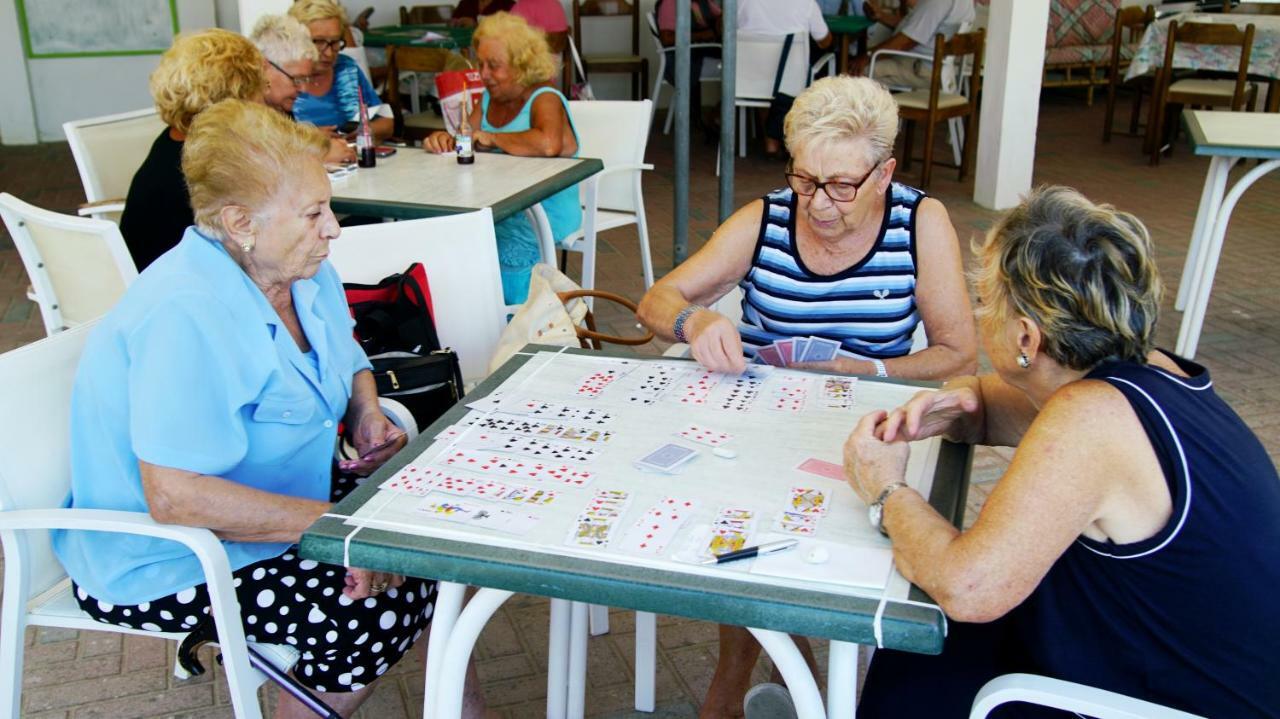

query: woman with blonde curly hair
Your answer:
[290,0,393,143]
[119,29,264,271]
[840,186,1280,717]
[424,12,581,305]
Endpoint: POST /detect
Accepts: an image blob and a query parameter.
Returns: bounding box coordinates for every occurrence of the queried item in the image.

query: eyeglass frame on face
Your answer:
[784,161,883,203]
[312,37,346,53]
[267,59,312,88]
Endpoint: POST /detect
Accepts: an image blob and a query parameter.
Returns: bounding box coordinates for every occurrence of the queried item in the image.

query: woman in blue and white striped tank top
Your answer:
[638,76,976,382]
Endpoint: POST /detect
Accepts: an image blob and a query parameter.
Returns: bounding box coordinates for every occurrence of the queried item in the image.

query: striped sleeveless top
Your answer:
[738,183,924,360]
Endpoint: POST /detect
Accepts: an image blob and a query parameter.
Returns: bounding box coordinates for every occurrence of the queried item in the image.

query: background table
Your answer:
[301,346,973,718]
[362,23,473,50]
[1175,110,1280,358]
[1125,12,1280,111]
[825,14,876,74]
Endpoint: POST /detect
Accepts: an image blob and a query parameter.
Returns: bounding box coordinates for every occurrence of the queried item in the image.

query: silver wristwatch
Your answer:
[868,482,909,536]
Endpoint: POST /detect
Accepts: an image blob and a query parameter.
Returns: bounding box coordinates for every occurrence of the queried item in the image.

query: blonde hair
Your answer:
[473,12,556,87]
[783,76,898,165]
[182,99,329,237]
[974,186,1163,369]
[251,14,319,64]
[288,0,349,31]
[150,29,265,135]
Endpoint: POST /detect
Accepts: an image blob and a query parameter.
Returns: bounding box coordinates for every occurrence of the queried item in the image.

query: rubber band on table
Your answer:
[341,490,399,567]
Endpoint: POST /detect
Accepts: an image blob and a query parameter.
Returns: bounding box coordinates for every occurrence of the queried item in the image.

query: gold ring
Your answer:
[370,582,388,594]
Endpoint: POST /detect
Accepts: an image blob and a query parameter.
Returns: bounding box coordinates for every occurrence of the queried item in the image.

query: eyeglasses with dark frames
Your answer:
[267,60,312,88]
[312,37,346,53]
[784,162,882,203]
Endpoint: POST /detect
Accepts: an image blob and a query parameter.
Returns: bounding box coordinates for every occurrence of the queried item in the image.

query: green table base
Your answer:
[301,345,972,654]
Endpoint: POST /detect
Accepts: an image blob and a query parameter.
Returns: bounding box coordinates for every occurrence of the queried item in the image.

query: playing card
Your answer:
[415,499,540,534]
[804,337,841,362]
[498,485,557,505]
[776,511,819,536]
[503,400,614,425]
[575,369,624,398]
[616,497,698,554]
[756,346,784,366]
[791,338,811,363]
[796,457,846,481]
[676,370,720,405]
[468,432,598,463]
[676,424,733,447]
[438,449,595,486]
[707,528,749,557]
[567,516,616,547]
[634,443,699,473]
[789,487,829,515]
[775,339,794,366]
[380,464,438,495]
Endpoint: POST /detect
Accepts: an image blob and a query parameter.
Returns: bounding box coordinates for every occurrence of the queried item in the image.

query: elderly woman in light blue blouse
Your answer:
[50,100,429,718]
[424,12,582,305]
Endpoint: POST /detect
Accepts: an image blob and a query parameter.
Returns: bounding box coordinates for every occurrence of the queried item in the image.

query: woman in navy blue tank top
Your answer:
[844,186,1280,717]
[638,75,978,718]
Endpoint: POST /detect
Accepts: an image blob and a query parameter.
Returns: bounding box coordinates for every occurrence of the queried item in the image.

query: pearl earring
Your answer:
[241,241,254,253]
[1017,353,1031,369]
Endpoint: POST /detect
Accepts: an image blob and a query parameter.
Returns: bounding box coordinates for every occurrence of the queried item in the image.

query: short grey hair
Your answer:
[250,14,318,64]
[783,76,898,166]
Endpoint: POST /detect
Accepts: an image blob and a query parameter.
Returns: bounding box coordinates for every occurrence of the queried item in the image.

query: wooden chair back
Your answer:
[573,0,640,56]
[400,4,453,24]
[924,30,985,115]
[1161,20,1256,111]
[1102,4,1155,142]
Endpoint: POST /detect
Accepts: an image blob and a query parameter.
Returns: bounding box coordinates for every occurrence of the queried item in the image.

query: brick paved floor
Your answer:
[1,92,1277,717]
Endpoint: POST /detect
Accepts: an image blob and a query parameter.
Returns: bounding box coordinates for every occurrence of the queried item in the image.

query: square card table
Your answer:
[1175,110,1280,358]
[301,346,973,718]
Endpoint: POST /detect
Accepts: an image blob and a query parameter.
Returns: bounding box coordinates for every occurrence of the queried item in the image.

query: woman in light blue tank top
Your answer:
[423,13,582,304]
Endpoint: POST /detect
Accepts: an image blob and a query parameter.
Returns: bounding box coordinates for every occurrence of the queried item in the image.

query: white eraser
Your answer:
[712,447,737,459]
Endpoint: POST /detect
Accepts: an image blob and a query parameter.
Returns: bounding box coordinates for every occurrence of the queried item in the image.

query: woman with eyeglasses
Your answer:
[638,74,976,718]
[251,14,358,165]
[118,29,267,273]
[289,0,393,144]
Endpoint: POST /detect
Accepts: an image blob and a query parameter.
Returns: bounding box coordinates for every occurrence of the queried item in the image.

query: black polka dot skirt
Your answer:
[71,469,435,693]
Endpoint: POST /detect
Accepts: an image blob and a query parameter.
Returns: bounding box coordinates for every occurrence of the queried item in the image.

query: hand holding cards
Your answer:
[756,336,841,367]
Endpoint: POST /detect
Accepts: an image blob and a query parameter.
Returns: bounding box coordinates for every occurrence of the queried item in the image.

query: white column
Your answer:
[237,0,292,37]
[0,0,38,145]
[973,0,1051,210]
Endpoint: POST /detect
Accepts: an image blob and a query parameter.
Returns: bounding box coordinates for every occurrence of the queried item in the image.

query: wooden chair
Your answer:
[572,0,649,101]
[894,30,985,190]
[1101,4,1156,143]
[1147,20,1256,166]
[545,30,574,95]
[0,193,138,336]
[386,45,451,142]
[400,4,453,24]
[61,108,165,223]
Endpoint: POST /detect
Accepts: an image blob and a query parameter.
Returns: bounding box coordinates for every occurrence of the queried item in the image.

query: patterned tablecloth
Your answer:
[1125,12,1280,81]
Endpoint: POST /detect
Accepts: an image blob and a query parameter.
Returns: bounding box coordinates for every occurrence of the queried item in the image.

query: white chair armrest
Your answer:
[868,48,934,78]
[378,396,419,442]
[592,163,654,182]
[970,674,1207,719]
[78,200,125,218]
[0,507,222,551]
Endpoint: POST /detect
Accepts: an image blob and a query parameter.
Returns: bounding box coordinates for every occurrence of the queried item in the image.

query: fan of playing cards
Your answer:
[755,336,841,366]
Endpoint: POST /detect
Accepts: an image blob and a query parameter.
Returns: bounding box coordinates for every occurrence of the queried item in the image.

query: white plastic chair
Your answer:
[0,322,293,719]
[646,9,722,135]
[868,22,973,168]
[61,108,165,223]
[326,209,507,387]
[0,193,138,337]
[561,100,656,291]
[970,674,1207,719]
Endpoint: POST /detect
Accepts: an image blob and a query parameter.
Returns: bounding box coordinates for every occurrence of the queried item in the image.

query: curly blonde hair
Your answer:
[251,14,319,64]
[150,29,264,135]
[783,76,898,166]
[974,186,1163,369]
[473,12,556,87]
[288,0,348,31]
[183,99,329,238]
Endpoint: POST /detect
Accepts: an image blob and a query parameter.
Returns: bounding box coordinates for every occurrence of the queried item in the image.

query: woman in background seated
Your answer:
[251,13,356,165]
[119,29,264,272]
[639,76,975,380]
[424,12,582,305]
[847,186,1280,717]
[290,0,393,143]
[450,0,517,27]
[52,99,434,717]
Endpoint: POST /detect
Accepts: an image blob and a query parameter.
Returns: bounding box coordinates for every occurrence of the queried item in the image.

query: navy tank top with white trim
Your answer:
[737,183,924,360]
[1011,352,1280,718]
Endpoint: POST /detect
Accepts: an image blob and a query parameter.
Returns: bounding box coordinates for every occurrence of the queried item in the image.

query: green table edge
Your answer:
[362,24,473,49]
[824,14,875,35]
[302,344,970,654]
[1183,109,1280,160]
[329,156,604,221]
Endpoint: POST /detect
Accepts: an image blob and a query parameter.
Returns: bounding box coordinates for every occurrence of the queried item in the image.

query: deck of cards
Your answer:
[706,507,757,557]
[755,336,841,367]
[566,489,632,548]
[634,442,700,474]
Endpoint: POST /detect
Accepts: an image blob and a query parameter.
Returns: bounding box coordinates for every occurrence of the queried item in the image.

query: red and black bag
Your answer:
[343,263,464,431]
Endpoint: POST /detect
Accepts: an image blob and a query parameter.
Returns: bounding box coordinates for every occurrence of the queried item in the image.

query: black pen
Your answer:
[702,539,799,565]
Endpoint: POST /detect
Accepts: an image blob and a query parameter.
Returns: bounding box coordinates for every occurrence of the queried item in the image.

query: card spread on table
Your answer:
[617,497,699,554]
[820,377,857,410]
[416,498,539,534]
[503,400,614,425]
[789,487,829,516]
[756,336,842,366]
[676,423,733,447]
[439,449,595,486]
[796,457,846,482]
[380,464,438,495]
[634,443,699,474]
[705,507,757,557]
[576,368,624,398]
[473,416,614,444]
[566,489,632,548]
[464,431,598,464]
[625,362,686,405]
